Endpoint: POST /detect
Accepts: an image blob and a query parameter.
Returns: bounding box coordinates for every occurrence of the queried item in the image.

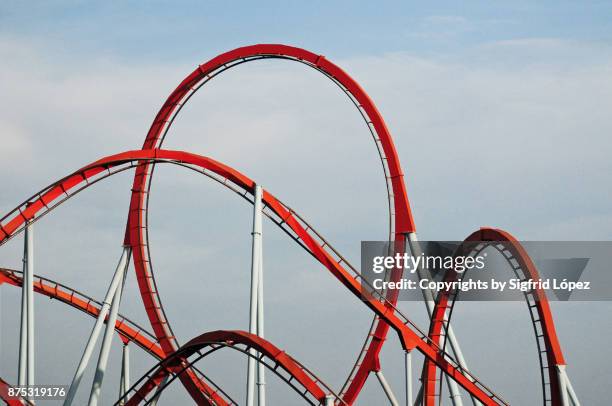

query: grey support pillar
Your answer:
[88,249,130,406]
[118,344,130,405]
[257,226,266,406]
[18,219,34,399]
[405,351,412,406]
[25,221,34,390]
[247,185,263,406]
[64,246,131,406]
[375,370,400,406]
[564,370,580,406]
[557,365,570,406]
[149,376,169,406]
[407,233,469,406]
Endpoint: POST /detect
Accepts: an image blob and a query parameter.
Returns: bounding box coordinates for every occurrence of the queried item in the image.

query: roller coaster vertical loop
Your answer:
[124,44,416,404]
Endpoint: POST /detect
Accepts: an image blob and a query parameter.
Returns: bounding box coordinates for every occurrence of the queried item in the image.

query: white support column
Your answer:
[557,365,570,406]
[64,246,130,406]
[407,233,469,406]
[438,331,465,406]
[18,219,34,397]
[89,249,130,406]
[564,371,580,406]
[405,351,412,406]
[325,394,335,406]
[257,229,266,406]
[375,370,400,406]
[18,279,27,385]
[149,376,169,406]
[25,221,34,391]
[118,344,130,405]
[18,223,30,387]
[247,185,263,406]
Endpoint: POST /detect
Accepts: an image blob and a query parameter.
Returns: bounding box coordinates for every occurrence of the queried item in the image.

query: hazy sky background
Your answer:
[1,1,611,405]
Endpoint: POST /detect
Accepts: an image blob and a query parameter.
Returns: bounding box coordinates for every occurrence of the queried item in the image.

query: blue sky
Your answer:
[2,1,612,63]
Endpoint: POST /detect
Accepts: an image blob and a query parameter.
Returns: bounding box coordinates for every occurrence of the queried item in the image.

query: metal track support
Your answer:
[88,249,129,406]
[149,376,169,406]
[405,351,412,406]
[375,370,400,406]
[556,365,571,406]
[118,344,130,405]
[18,219,34,399]
[564,370,580,406]
[247,185,263,406]
[257,223,266,406]
[64,246,131,406]
[407,233,469,406]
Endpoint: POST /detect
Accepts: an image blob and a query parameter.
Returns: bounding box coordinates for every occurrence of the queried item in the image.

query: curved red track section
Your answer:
[0,268,164,358]
[0,267,237,405]
[423,227,566,405]
[125,44,416,405]
[0,150,508,405]
[122,330,336,406]
[0,45,576,406]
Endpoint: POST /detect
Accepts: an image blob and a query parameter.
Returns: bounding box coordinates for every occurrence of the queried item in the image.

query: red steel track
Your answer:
[0,377,30,406]
[124,44,416,406]
[0,45,571,405]
[0,150,507,405]
[423,228,566,406]
[0,268,164,358]
[119,330,345,406]
[0,268,236,406]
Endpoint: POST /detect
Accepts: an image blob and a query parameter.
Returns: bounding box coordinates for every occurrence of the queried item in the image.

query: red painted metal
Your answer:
[0,267,236,406]
[0,377,29,406]
[123,330,331,406]
[124,44,416,405]
[0,45,574,406]
[0,267,164,358]
[0,150,507,405]
[423,227,566,406]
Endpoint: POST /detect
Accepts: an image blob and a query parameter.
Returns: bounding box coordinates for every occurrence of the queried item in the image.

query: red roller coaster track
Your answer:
[119,330,344,406]
[0,44,573,406]
[124,44,416,405]
[422,228,566,406]
[0,150,506,405]
[0,268,236,405]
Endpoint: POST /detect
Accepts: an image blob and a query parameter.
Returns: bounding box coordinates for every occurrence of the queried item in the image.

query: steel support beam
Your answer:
[149,376,169,406]
[118,344,130,405]
[89,249,129,406]
[564,370,580,406]
[407,233,469,406]
[25,221,34,391]
[375,370,400,406]
[557,365,570,406]
[18,219,34,398]
[556,365,580,406]
[405,351,412,406]
[18,223,29,387]
[257,228,266,406]
[247,185,263,406]
[64,246,131,406]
